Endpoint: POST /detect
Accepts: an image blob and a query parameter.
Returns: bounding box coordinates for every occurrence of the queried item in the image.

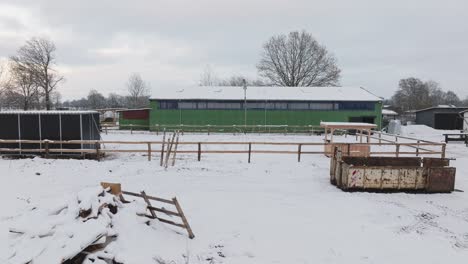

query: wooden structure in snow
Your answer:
[320,122,377,157]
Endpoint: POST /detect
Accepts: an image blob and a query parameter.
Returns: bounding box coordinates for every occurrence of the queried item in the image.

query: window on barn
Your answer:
[288,102,309,110]
[246,102,265,109]
[159,100,178,109]
[207,101,242,109]
[178,102,197,109]
[274,102,288,110]
[197,102,207,109]
[339,102,375,111]
[310,102,334,110]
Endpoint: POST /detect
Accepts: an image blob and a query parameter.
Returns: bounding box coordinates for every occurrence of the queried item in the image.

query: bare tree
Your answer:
[127,73,150,108]
[257,31,341,87]
[444,91,461,106]
[10,37,64,110]
[87,89,106,109]
[199,65,219,86]
[8,63,40,110]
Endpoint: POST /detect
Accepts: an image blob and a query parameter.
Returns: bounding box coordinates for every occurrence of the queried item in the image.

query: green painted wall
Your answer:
[149,100,382,131]
[119,117,149,130]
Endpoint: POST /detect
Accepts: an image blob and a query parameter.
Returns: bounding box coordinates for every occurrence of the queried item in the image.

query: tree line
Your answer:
[62,73,150,110]
[388,77,468,113]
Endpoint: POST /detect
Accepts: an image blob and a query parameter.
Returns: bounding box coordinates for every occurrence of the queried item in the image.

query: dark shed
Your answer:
[415,106,468,130]
[0,111,100,155]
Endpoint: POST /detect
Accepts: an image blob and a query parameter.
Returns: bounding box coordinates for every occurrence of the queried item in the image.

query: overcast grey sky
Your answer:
[1,0,467,100]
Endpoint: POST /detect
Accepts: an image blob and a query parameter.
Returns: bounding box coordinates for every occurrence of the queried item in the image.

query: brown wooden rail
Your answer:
[0,138,447,161]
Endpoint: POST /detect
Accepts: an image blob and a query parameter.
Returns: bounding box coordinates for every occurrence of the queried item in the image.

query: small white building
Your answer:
[461,110,468,131]
[382,109,398,120]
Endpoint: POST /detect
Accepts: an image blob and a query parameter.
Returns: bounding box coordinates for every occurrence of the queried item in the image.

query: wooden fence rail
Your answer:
[0,138,447,161]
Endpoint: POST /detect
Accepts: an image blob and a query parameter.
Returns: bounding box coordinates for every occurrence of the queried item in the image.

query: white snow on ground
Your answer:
[0,125,467,263]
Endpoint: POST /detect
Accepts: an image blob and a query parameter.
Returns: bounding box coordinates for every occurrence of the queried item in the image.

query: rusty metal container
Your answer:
[330,151,456,193]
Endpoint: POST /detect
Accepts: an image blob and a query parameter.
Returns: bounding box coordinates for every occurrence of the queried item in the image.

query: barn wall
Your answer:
[148,100,382,131]
[416,108,468,129]
[119,110,150,130]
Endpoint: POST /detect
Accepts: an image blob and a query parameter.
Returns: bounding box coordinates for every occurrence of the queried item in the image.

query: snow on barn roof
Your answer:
[0,110,99,115]
[151,86,382,102]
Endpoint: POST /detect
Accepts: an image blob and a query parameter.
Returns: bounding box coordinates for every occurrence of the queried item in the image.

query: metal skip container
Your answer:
[330,149,456,193]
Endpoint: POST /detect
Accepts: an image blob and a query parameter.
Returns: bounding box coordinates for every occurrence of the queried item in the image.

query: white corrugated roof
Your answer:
[0,110,99,115]
[382,109,398,115]
[151,86,382,102]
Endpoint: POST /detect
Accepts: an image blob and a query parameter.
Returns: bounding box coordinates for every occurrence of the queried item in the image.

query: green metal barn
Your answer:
[148,86,383,132]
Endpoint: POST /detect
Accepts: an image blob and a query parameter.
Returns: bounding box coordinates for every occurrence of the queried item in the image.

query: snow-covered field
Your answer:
[1,126,467,263]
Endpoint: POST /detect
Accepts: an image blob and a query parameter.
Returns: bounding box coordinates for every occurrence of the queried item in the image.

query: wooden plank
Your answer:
[157,218,186,229]
[172,197,195,239]
[121,191,174,204]
[147,206,181,217]
[141,191,157,219]
[100,182,122,195]
[171,131,180,166]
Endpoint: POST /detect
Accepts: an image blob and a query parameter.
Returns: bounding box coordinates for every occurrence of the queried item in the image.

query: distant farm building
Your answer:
[0,111,100,156]
[148,86,383,131]
[117,108,150,130]
[415,106,468,130]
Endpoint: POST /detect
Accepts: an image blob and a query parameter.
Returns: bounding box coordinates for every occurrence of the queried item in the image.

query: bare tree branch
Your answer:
[257,31,341,87]
[127,73,150,108]
[9,37,64,110]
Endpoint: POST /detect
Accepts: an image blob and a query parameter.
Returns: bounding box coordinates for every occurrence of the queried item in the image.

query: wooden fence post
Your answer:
[379,133,382,145]
[416,140,420,157]
[160,129,166,166]
[396,144,400,157]
[248,143,252,163]
[197,142,201,161]
[95,142,100,161]
[441,144,446,159]
[44,141,49,158]
[147,143,151,161]
[297,144,302,162]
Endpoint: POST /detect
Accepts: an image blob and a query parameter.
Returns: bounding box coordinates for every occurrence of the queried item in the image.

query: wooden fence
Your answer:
[0,138,447,161]
[120,190,194,239]
[102,124,326,135]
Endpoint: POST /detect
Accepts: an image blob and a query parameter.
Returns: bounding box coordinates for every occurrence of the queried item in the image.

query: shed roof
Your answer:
[415,106,468,113]
[116,108,151,112]
[151,86,382,102]
[0,110,99,115]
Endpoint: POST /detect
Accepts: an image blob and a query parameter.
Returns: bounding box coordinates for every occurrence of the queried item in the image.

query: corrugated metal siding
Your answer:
[148,101,382,130]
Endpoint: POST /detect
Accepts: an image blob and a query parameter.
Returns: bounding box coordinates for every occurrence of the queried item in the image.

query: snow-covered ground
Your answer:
[1,126,467,263]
